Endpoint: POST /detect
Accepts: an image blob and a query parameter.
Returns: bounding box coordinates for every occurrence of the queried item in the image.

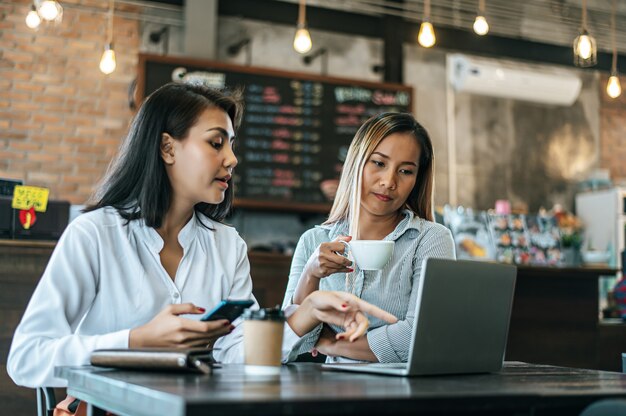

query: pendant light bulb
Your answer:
[606,0,620,98]
[418,21,436,48]
[293,26,312,54]
[25,6,41,29]
[473,15,489,35]
[99,44,116,75]
[293,0,312,54]
[576,34,593,60]
[573,0,596,67]
[38,0,61,21]
[100,0,116,74]
[607,75,622,99]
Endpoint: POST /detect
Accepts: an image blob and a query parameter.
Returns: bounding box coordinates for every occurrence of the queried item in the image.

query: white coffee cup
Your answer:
[340,240,394,270]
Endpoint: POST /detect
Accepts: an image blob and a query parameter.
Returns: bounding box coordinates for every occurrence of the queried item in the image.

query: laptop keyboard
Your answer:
[364,363,406,369]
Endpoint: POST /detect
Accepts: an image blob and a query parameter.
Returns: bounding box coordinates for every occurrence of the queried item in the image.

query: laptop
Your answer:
[322,258,517,376]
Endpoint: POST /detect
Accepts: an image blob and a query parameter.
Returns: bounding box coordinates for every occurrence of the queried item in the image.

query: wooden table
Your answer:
[4,242,624,415]
[56,362,626,416]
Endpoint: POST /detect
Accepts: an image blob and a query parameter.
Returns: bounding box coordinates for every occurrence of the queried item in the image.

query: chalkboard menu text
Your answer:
[138,54,413,213]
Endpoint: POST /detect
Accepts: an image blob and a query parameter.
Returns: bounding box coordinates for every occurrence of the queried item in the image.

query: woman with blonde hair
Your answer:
[283,112,455,363]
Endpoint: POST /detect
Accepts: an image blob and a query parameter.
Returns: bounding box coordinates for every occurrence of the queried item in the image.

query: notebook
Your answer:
[322,258,517,376]
[90,348,217,374]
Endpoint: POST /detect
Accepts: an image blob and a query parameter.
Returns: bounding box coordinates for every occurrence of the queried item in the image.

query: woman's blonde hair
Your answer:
[324,112,435,239]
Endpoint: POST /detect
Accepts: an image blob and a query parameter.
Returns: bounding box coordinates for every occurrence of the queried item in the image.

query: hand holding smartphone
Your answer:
[200,299,254,322]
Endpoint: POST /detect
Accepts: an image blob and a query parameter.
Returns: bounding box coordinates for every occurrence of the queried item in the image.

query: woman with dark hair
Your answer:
[283,112,455,363]
[7,83,396,388]
[85,82,241,225]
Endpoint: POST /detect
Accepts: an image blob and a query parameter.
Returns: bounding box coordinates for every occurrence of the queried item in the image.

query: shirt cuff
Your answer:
[283,303,299,318]
[366,326,402,363]
[95,328,130,350]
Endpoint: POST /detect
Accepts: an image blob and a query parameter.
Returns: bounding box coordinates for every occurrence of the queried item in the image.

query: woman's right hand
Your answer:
[288,291,398,339]
[302,235,354,280]
[129,303,233,349]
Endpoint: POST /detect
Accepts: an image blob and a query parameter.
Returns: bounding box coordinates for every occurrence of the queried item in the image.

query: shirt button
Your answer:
[173,293,180,299]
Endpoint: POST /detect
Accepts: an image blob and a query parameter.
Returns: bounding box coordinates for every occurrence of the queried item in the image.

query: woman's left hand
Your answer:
[287,290,398,340]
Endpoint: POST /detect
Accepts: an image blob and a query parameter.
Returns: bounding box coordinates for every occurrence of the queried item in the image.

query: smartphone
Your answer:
[200,299,254,322]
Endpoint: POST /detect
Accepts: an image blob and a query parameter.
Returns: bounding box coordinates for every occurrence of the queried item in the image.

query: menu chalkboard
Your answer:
[138,54,413,213]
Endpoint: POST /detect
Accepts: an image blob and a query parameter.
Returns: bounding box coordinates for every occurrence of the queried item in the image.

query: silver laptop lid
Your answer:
[406,258,517,375]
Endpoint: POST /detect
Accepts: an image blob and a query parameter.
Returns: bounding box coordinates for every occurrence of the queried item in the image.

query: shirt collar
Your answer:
[321,221,347,241]
[320,209,423,241]
[390,209,422,240]
[133,210,200,253]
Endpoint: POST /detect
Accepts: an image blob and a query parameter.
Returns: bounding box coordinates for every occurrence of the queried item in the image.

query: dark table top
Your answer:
[55,362,626,416]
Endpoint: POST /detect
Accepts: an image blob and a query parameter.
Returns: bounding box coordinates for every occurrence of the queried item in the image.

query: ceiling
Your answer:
[281,0,626,55]
[146,0,626,55]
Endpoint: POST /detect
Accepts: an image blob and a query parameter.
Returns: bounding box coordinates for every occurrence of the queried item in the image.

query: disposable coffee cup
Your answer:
[242,308,285,375]
[340,240,394,270]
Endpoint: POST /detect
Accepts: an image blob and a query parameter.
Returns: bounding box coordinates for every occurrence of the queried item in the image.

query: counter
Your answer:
[0,239,57,415]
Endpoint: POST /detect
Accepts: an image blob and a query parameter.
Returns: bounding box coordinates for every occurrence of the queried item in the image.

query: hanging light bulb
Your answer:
[293,0,312,54]
[606,0,621,99]
[607,75,622,99]
[418,0,435,48]
[473,0,489,35]
[37,0,62,22]
[573,29,596,66]
[418,21,436,48]
[25,5,41,29]
[575,32,593,59]
[473,15,489,35]
[293,25,312,54]
[573,0,597,67]
[100,0,116,74]
[418,0,436,47]
[99,43,116,74]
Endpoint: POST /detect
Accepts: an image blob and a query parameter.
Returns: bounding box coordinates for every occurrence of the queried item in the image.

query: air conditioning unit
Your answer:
[447,54,582,106]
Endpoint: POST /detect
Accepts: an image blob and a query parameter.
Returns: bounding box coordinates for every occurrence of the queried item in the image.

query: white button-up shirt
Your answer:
[8,207,299,388]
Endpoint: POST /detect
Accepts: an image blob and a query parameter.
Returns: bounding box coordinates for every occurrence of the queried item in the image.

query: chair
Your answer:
[37,387,56,416]
[578,354,626,415]
[579,399,626,416]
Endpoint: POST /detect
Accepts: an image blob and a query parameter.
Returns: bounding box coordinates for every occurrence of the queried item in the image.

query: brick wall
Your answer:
[0,0,140,204]
[600,74,626,182]
[1,0,626,206]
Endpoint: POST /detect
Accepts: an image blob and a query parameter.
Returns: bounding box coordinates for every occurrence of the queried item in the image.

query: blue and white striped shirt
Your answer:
[283,209,456,363]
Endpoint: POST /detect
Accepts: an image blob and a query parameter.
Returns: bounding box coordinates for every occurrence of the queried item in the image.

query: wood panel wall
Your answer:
[0,242,55,415]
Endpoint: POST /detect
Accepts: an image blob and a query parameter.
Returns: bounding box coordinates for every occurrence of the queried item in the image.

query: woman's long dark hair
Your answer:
[84,82,243,227]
